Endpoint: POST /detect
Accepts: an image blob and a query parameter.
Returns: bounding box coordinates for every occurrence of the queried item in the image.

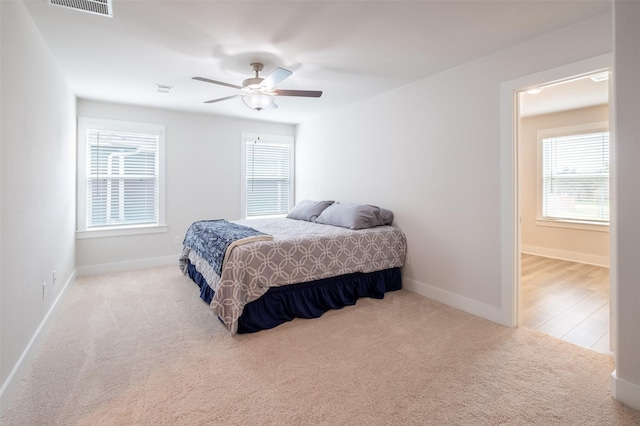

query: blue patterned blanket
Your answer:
[182,220,272,276]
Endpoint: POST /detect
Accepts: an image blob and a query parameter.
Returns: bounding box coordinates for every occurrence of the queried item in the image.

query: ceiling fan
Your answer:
[193,63,323,111]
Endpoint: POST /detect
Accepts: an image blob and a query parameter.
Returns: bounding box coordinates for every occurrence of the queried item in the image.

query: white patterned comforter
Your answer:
[180,217,407,335]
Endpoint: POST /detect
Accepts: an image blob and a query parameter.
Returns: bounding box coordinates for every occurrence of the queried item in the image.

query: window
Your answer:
[77,118,166,238]
[537,122,609,227]
[241,133,294,218]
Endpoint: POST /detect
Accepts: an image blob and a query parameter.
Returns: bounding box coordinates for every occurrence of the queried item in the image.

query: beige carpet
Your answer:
[3,266,640,425]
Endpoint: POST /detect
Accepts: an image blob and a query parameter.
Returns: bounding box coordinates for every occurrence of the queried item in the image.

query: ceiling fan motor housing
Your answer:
[243,77,264,90]
[243,63,266,90]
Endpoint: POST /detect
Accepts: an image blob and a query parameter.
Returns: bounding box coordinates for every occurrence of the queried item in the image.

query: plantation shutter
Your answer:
[87,129,159,228]
[245,140,291,217]
[542,131,609,223]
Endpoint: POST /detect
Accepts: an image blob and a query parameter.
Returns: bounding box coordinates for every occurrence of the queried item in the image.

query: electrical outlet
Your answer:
[52,270,57,286]
[174,236,182,245]
[42,282,47,299]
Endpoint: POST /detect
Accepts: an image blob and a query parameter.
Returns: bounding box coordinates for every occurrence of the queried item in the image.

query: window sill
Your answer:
[535,218,609,233]
[76,224,168,239]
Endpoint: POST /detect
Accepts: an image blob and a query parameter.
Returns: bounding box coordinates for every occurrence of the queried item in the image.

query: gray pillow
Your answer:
[379,208,394,225]
[316,203,388,230]
[286,200,334,222]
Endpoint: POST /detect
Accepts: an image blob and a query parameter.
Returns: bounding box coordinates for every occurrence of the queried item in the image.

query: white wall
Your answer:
[519,105,610,266]
[611,0,640,411]
[0,1,77,411]
[75,100,294,273]
[295,13,612,323]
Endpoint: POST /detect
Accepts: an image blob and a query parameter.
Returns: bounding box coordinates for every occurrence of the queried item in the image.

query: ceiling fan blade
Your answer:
[274,89,323,98]
[204,94,242,104]
[261,67,293,89]
[193,76,242,90]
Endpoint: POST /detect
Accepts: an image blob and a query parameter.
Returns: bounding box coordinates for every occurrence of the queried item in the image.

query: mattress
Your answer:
[180,217,407,334]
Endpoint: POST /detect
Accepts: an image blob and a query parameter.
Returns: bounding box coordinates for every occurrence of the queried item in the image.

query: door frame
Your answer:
[499,53,613,328]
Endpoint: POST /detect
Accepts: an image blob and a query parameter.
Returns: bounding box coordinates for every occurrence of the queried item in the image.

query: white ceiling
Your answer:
[520,72,610,117]
[23,0,612,124]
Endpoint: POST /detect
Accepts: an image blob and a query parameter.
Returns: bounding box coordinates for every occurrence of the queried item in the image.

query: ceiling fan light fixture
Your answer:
[243,93,276,111]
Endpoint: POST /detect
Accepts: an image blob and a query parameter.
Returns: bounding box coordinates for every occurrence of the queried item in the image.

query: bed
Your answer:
[179,201,407,335]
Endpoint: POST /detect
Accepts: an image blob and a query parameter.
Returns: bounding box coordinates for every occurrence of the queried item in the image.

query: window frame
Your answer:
[76,117,167,239]
[536,121,609,232]
[240,132,294,219]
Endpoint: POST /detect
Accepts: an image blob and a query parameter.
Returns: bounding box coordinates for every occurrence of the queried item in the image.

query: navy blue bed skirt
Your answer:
[186,262,401,334]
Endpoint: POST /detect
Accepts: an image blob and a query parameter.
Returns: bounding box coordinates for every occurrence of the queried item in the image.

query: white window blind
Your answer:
[541,131,609,223]
[87,129,159,228]
[245,139,292,217]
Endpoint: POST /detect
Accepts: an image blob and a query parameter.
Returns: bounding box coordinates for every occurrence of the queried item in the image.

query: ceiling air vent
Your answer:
[46,0,113,17]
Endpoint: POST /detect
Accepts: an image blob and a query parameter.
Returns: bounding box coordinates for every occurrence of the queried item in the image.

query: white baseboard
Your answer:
[612,370,640,411]
[402,277,503,325]
[76,254,180,276]
[0,269,77,415]
[521,244,609,267]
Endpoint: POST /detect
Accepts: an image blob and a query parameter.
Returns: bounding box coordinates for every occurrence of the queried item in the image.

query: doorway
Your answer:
[516,71,611,353]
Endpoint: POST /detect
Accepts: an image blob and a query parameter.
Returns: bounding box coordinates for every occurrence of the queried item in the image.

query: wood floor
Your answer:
[520,254,611,354]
